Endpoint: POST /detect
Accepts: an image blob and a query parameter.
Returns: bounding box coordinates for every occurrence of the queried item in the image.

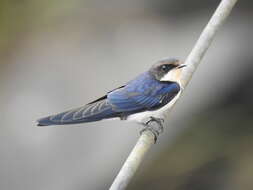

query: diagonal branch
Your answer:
[109,0,239,189]
[181,0,238,87]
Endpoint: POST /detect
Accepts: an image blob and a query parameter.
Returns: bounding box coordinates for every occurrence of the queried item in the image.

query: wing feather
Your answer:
[37,99,117,126]
[107,73,181,113]
[37,72,180,126]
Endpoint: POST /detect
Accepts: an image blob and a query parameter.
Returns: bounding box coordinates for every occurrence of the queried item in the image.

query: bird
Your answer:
[37,58,186,133]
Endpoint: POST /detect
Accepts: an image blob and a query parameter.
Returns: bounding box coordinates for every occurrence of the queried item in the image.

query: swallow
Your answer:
[37,58,186,129]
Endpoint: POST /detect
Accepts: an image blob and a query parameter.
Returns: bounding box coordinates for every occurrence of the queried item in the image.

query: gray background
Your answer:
[1,0,253,189]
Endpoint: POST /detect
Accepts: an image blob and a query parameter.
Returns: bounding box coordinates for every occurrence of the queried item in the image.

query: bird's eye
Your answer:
[161,65,168,72]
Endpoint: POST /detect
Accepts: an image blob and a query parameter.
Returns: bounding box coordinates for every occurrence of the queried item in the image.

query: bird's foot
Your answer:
[140,117,165,143]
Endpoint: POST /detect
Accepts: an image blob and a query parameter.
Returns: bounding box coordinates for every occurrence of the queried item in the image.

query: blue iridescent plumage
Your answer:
[37,71,180,126]
[37,57,186,126]
[108,72,180,112]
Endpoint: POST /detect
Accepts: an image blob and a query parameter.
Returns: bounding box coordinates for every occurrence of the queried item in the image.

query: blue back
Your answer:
[37,71,180,126]
[108,72,180,114]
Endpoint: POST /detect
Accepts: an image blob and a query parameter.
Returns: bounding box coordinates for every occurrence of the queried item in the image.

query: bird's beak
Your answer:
[177,64,187,69]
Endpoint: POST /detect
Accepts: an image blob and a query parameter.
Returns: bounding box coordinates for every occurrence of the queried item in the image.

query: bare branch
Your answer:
[110,0,239,189]
[109,130,155,190]
[181,0,238,87]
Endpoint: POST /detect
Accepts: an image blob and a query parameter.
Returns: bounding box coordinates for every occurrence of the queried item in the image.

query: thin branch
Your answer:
[109,0,239,189]
[109,130,155,190]
[181,0,238,87]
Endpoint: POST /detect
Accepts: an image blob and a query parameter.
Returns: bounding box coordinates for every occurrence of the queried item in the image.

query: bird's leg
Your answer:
[140,116,165,143]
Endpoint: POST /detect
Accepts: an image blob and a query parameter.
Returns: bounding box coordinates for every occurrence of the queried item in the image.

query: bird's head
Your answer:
[149,58,186,83]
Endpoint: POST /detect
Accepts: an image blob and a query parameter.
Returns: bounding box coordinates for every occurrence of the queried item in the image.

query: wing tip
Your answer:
[37,123,48,127]
[36,117,53,127]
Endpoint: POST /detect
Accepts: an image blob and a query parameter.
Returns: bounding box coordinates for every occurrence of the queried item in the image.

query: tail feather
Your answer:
[37,100,118,126]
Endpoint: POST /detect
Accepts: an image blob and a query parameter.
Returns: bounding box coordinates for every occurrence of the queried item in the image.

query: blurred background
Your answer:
[1,0,253,189]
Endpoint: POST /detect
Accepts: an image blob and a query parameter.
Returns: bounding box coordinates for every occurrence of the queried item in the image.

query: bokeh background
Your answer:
[1,0,253,189]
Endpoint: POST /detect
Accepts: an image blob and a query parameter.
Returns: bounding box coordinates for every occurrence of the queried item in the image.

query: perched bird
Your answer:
[37,58,186,129]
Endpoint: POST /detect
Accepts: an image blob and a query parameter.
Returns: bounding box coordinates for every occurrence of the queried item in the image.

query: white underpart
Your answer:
[160,69,180,83]
[126,90,181,124]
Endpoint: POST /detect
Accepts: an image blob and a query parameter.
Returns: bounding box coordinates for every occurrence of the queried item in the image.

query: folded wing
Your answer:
[37,73,180,126]
[37,97,118,126]
[108,73,180,114]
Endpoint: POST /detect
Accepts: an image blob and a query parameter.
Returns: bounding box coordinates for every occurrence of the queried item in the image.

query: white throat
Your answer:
[160,69,182,83]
